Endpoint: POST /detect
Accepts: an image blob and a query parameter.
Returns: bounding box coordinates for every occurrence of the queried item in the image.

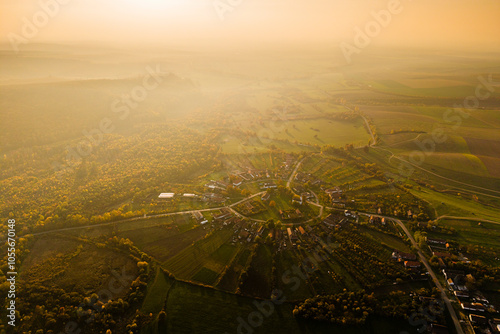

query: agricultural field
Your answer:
[163,228,235,280]
[3,45,500,334]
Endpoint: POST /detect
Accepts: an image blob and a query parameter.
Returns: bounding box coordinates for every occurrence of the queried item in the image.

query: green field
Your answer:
[163,228,234,280]
[141,267,174,314]
[141,270,421,334]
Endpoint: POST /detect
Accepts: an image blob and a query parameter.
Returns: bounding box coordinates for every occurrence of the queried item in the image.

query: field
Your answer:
[141,267,174,314]
[140,269,422,334]
[163,228,235,280]
[3,46,500,334]
[120,223,209,263]
[19,235,138,296]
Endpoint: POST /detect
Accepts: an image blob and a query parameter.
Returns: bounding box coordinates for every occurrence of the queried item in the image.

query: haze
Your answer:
[1,0,500,52]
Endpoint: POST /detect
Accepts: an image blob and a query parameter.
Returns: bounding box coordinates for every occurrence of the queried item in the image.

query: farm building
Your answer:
[404,261,421,269]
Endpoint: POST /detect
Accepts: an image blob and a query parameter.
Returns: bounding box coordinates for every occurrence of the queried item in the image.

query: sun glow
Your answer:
[121,0,198,14]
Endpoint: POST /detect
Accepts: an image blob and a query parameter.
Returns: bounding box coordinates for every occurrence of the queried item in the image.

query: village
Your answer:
[152,154,499,334]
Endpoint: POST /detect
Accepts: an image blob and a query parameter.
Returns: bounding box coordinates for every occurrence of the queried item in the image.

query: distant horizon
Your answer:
[1,0,500,55]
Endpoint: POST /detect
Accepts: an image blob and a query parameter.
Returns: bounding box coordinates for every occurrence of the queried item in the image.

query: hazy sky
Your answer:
[1,0,499,51]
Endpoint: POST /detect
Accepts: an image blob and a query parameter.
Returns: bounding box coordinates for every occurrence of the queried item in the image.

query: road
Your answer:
[374,145,500,197]
[286,158,305,188]
[436,215,500,225]
[25,191,267,238]
[390,217,465,334]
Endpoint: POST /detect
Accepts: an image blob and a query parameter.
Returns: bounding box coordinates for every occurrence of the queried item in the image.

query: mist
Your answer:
[1,0,499,53]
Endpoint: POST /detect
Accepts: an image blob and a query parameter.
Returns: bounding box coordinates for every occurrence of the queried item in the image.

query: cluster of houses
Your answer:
[294,172,324,187]
[231,169,271,187]
[279,209,303,221]
[424,237,498,332]
[391,250,423,273]
[202,192,227,204]
[204,180,229,190]
[391,249,418,263]
[442,269,499,333]
[236,200,266,216]
[192,211,208,225]
[234,220,267,243]
[322,213,349,229]
[369,215,387,225]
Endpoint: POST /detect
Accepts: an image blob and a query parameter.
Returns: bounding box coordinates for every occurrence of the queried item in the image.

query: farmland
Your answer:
[2,46,500,334]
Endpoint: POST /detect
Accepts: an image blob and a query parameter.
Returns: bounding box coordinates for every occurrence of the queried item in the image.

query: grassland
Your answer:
[407,186,500,221]
[431,219,500,250]
[141,267,173,314]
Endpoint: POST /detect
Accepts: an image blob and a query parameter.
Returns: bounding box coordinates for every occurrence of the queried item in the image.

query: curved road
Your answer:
[374,145,500,196]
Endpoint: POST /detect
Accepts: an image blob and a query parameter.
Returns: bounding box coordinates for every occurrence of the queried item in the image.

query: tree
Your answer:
[269,200,276,208]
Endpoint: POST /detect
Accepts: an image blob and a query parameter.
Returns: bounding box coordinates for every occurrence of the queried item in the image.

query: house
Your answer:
[322,214,347,228]
[325,187,342,201]
[433,252,452,259]
[407,210,413,219]
[158,193,175,199]
[392,250,417,261]
[213,208,232,221]
[442,269,465,280]
[192,211,208,225]
[400,252,417,261]
[454,291,469,299]
[239,230,249,240]
[461,302,486,312]
[202,193,226,204]
[404,261,421,269]
[257,225,265,236]
[261,192,271,201]
[292,195,303,205]
[344,210,358,220]
[469,314,488,325]
[298,226,306,235]
[216,180,229,188]
[427,237,447,246]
